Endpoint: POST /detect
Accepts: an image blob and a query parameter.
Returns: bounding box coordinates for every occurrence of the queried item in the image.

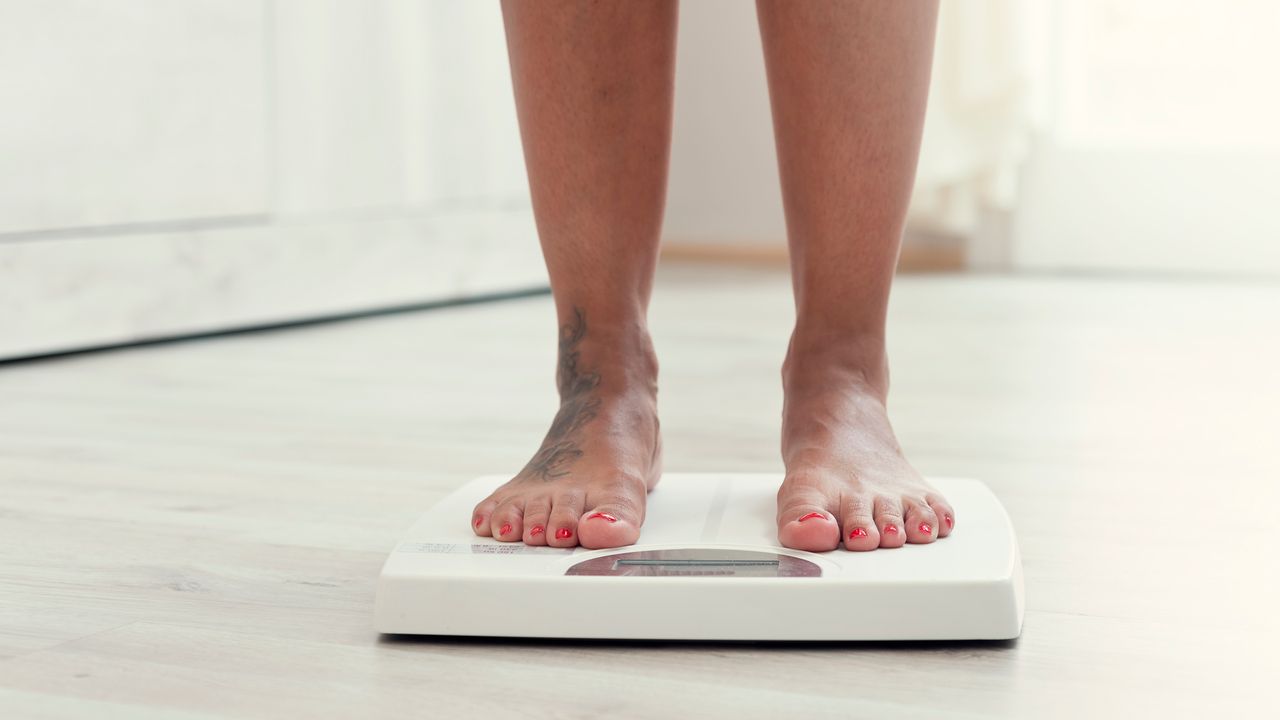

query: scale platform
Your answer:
[375,474,1023,641]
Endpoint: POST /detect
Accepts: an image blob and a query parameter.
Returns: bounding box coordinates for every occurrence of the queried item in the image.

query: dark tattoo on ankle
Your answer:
[522,307,601,481]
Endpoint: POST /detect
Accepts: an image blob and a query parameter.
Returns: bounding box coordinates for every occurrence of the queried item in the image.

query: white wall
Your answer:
[665,1,785,247]
[0,1,269,233]
[0,1,543,361]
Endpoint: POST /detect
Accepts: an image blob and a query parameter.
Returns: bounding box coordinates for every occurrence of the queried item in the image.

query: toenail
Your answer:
[848,527,868,540]
[555,528,573,540]
[473,516,483,528]
[530,525,545,536]
[798,512,826,523]
[587,512,617,523]
[944,514,953,529]
[919,522,932,535]
[500,523,512,536]
[883,524,899,534]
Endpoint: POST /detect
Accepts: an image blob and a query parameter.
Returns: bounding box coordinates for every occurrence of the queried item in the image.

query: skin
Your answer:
[473,0,672,550]
[474,0,952,552]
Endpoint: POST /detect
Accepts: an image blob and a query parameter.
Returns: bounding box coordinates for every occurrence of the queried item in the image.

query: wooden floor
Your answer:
[2,264,1276,718]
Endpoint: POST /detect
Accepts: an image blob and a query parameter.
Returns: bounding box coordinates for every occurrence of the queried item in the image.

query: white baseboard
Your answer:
[0,209,547,360]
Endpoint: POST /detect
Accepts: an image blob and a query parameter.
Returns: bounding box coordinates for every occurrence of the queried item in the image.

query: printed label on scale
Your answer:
[397,542,578,555]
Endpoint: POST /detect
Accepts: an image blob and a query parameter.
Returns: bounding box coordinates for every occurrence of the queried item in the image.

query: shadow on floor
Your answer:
[378,633,1018,652]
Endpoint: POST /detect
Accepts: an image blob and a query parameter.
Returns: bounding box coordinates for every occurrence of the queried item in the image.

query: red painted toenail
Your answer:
[499,523,512,536]
[530,525,545,536]
[883,524,899,534]
[587,512,617,523]
[798,512,826,523]
[473,516,483,528]
[849,527,868,540]
[555,528,573,540]
[945,514,953,529]
[920,522,933,535]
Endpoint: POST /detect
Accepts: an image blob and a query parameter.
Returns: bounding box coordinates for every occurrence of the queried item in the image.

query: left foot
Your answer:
[776,332,954,551]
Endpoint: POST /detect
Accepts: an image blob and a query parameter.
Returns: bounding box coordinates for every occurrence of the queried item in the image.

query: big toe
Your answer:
[777,478,840,551]
[777,504,840,552]
[577,508,641,549]
[578,481,646,549]
[778,509,840,551]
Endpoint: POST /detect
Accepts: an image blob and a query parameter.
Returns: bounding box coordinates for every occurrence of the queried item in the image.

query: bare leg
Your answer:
[757,0,953,551]
[471,1,676,549]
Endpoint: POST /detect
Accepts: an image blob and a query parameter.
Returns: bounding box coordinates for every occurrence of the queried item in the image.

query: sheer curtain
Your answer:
[907,0,1038,263]
[662,0,1040,265]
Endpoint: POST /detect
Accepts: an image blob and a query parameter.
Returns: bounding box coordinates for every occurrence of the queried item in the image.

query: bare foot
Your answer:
[471,308,661,549]
[776,332,954,552]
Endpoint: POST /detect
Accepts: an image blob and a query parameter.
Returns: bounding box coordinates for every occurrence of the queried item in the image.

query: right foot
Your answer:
[471,307,662,549]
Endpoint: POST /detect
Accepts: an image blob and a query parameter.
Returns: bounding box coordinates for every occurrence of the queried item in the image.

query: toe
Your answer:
[489,500,524,542]
[873,496,907,548]
[777,482,840,552]
[522,496,551,545]
[927,495,955,537]
[840,493,880,551]
[904,500,939,544]
[547,487,586,548]
[579,476,645,549]
[471,496,499,536]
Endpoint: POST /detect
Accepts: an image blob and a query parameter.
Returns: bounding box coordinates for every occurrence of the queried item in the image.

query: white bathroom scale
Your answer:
[375,474,1024,641]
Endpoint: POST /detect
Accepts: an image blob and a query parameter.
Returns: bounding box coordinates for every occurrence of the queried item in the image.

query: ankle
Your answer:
[555,307,658,400]
[782,326,889,399]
